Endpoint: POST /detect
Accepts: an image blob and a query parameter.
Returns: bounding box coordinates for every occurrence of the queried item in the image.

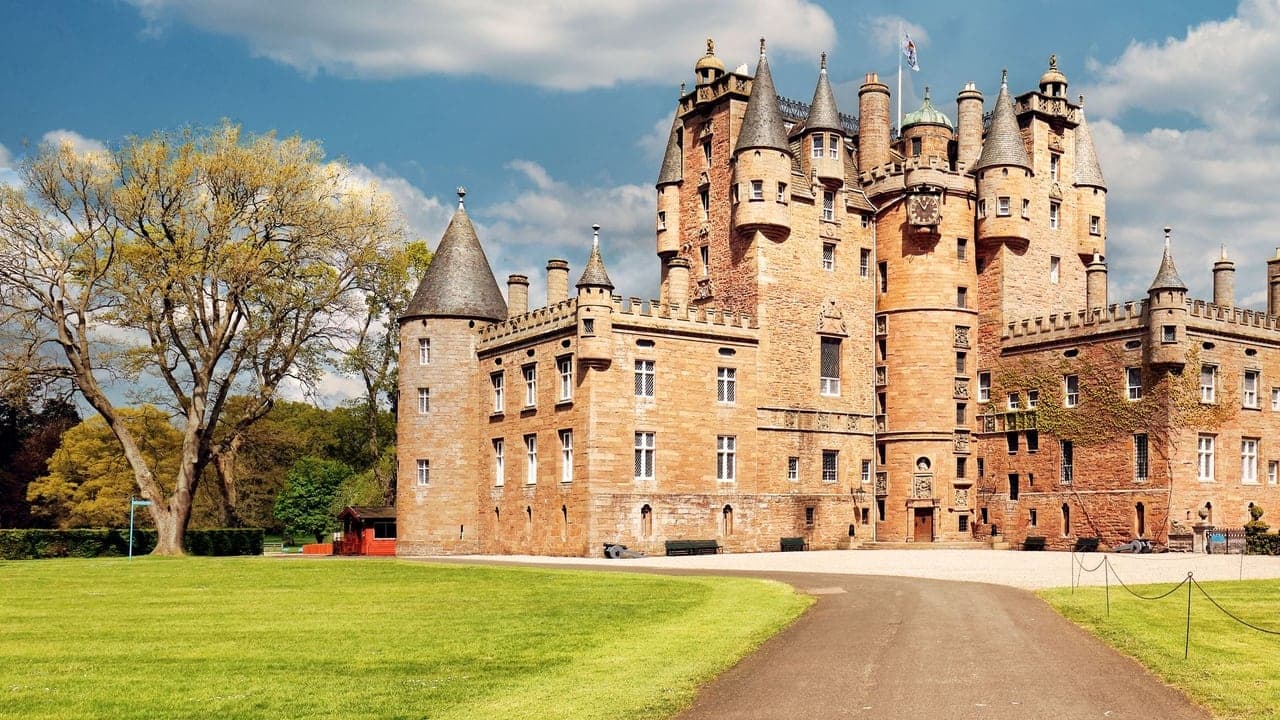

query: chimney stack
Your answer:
[506,274,529,318]
[546,259,570,306]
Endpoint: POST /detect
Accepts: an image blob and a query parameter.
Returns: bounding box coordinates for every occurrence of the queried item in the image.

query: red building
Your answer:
[336,506,397,556]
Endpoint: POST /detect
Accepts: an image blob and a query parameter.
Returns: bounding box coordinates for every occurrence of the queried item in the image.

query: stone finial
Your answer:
[820,51,827,70]
[592,223,601,248]
[1001,68,1008,86]
[760,37,766,55]
[706,37,715,55]
[456,186,466,209]
[1164,226,1172,249]
[1048,54,1058,71]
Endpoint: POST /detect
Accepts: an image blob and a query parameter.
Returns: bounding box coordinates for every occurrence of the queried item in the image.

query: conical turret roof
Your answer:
[805,52,842,134]
[734,39,791,154]
[404,189,507,322]
[973,71,1030,171]
[1148,230,1187,293]
[576,226,614,289]
[656,113,683,186]
[1072,98,1106,189]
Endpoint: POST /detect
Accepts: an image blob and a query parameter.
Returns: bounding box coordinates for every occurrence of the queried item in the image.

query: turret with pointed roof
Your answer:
[575,224,615,366]
[973,70,1030,171]
[577,225,614,290]
[731,39,793,239]
[804,52,845,185]
[1146,228,1188,368]
[1072,98,1106,189]
[734,39,790,155]
[655,110,684,259]
[1148,231,1187,293]
[404,189,506,322]
[805,52,841,133]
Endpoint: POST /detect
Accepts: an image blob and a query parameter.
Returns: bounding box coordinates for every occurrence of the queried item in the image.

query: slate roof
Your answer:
[1148,238,1187,292]
[577,228,614,289]
[973,73,1030,171]
[1072,101,1106,189]
[404,194,507,322]
[734,44,791,154]
[805,54,843,134]
[656,114,683,186]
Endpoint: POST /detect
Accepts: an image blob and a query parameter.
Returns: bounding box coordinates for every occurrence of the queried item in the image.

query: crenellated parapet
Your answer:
[1001,300,1147,346]
[611,296,757,339]
[478,297,578,347]
[858,157,977,200]
[1186,300,1280,342]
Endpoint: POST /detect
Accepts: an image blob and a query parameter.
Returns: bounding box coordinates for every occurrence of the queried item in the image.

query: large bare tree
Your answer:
[0,124,403,553]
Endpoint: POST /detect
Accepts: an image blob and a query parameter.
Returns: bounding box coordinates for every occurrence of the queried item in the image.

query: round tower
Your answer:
[804,52,845,186]
[666,256,691,310]
[900,87,953,164]
[1085,252,1108,310]
[1212,246,1235,307]
[974,70,1032,251]
[656,112,683,258]
[398,188,506,556]
[857,73,891,173]
[731,39,792,240]
[1073,96,1108,261]
[1146,228,1188,369]
[955,82,984,171]
[576,225,615,367]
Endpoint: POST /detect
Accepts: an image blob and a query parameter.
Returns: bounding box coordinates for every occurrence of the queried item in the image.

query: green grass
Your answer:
[1040,579,1280,720]
[0,558,810,720]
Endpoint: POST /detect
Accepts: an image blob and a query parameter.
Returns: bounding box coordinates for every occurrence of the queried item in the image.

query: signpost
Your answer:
[128,497,152,560]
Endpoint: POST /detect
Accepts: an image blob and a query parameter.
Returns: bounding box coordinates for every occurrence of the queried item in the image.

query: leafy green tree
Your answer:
[0,393,79,527]
[0,124,404,553]
[274,456,352,543]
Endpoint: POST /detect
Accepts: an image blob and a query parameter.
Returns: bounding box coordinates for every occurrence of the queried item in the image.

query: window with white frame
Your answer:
[978,372,991,402]
[822,243,835,271]
[525,434,538,484]
[822,191,835,222]
[559,430,573,483]
[1049,202,1060,229]
[1064,374,1079,407]
[634,432,655,480]
[1060,440,1073,484]
[1200,365,1217,404]
[1050,256,1060,284]
[821,450,838,484]
[861,213,872,228]
[657,211,666,230]
[1027,389,1039,409]
[716,367,736,403]
[417,458,430,486]
[417,387,430,414]
[820,337,841,396]
[493,439,504,486]
[977,199,986,217]
[1126,367,1142,401]
[1134,433,1149,481]
[996,196,1011,216]
[523,365,537,406]
[634,360,655,399]
[491,372,504,413]
[557,356,573,402]
[859,248,871,277]
[1007,392,1020,410]
[1197,434,1215,482]
[1021,198,1030,218]
[812,134,824,159]
[1242,438,1259,483]
[787,456,799,482]
[418,338,430,365]
[1270,460,1279,485]
[861,459,872,484]
[750,179,763,201]
[700,246,710,276]
[1049,153,1060,181]
[777,182,787,203]
[1090,215,1100,235]
[717,435,736,482]
[1244,370,1260,408]
[1272,387,1280,410]
[828,133,839,158]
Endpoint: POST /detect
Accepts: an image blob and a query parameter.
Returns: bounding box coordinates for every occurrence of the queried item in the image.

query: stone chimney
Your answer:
[1086,252,1107,310]
[667,257,691,310]
[506,274,529,318]
[546,259,570,306]
[1212,246,1235,307]
[858,72,891,172]
[1268,249,1280,316]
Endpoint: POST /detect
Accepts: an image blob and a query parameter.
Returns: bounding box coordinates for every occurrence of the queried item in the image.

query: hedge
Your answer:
[0,528,263,560]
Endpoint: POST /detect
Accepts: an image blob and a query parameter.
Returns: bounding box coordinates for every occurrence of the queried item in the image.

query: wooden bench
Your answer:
[1023,536,1047,551]
[665,539,721,556]
[1073,537,1101,553]
[779,537,808,552]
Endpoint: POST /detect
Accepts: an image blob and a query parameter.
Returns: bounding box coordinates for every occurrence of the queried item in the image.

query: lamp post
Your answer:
[128,497,152,560]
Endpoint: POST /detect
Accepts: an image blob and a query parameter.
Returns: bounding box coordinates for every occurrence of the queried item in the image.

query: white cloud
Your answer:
[637,113,676,166]
[345,162,453,243]
[0,142,17,188]
[1080,0,1280,307]
[127,0,835,90]
[863,16,928,58]
[41,129,108,155]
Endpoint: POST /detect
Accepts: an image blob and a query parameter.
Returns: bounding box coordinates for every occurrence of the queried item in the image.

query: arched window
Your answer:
[1135,503,1146,537]
[722,505,734,536]
[640,504,653,537]
[1061,503,1071,537]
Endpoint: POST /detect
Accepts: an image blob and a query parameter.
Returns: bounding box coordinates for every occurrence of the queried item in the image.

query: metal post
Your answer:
[128,497,152,560]
[1104,556,1110,616]
[1184,572,1193,659]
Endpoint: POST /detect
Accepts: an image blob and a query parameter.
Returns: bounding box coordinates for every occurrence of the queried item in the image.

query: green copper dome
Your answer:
[901,87,953,130]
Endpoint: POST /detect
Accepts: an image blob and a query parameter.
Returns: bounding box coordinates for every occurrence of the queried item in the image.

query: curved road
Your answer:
[674,571,1207,720]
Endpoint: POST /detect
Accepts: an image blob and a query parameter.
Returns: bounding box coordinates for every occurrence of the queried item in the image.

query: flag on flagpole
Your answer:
[902,32,920,71]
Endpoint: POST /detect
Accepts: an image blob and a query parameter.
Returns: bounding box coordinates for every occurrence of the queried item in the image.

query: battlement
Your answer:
[478,297,578,347]
[612,296,758,339]
[678,72,751,117]
[1186,299,1280,341]
[859,156,976,200]
[1001,300,1147,346]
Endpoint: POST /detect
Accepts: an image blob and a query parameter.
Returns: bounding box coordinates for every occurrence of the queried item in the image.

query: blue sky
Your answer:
[4,0,1280,397]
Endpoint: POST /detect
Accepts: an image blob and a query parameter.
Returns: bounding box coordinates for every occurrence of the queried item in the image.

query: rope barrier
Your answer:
[1074,552,1106,574]
[1190,576,1280,636]
[1104,557,1190,600]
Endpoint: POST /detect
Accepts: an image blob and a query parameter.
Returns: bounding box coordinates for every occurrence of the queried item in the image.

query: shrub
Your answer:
[0,528,261,559]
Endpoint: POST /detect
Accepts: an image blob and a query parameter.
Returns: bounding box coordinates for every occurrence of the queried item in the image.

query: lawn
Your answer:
[0,558,810,720]
[1040,579,1280,720]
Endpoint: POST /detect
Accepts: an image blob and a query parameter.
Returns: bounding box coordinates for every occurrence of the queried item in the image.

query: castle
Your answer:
[395,40,1280,555]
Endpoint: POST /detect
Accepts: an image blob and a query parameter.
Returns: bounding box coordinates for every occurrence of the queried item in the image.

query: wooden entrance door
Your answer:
[913,509,933,542]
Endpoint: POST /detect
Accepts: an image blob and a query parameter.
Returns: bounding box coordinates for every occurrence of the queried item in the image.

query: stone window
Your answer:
[560,430,573,483]
[1126,367,1142,401]
[1272,387,1280,410]
[957,237,967,260]
[878,261,888,293]
[956,351,966,374]
[805,506,816,526]
[731,184,739,204]
[417,387,430,414]
[1027,390,1039,409]
[557,356,574,402]
[821,450,838,484]
[717,436,736,482]
[910,137,922,157]
[877,499,886,522]
[582,317,595,335]
[1049,153,1060,181]
[1242,438,1259,484]
[702,140,712,166]
[634,359,655,399]
[958,515,969,533]
[1197,434,1215,482]
[996,196,1010,216]
[956,457,967,479]
[525,434,538,484]
[822,243,835,271]
[1244,370,1260,408]
[861,213,872,228]
[860,248,871,277]
[418,338,430,365]
[1029,508,1037,527]
[977,457,985,477]
[523,364,537,407]
[977,199,986,218]
[1063,374,1079,408]
[787,456,799,482]
[640,504,653,537]
[416,459,429,486]
[812,134,824,159]
[493,439,504,487]
[1027,430,1039,454]
[1007,392,1020,410]
[700,246,710,277]
[777,182,787,203]
[1006,432,1018,454]
[1161,325,1176,343]
[1269,460,1278,485]
[822,190,835,222]
[491,372,504,413]
[634,432,655,480]
[1134,434,1148,482]
[956,286,968,308]
[1060,440,1073,484]
[1049,202,1060,229]
[1135,503,1146,537]
[699,189,709,220]
[977,372,991,402]
[1021,198,1030,218]
[1050,255,1060,284]
[861,459,872,484]
[1009,474,1020,500]
[750,180,763,201]
[820,337,841,396]
[716,367,736,403]
[1200,365,1217,404]
[657,210,666,230]
[1090,215,1101,235]
[829,134,840,158]
[955,402,966,425]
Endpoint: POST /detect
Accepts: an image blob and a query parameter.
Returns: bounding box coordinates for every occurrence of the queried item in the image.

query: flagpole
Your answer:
[897,22,902,138]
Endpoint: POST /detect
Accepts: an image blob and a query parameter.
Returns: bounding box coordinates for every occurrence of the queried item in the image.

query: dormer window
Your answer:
[812,134,824,159]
